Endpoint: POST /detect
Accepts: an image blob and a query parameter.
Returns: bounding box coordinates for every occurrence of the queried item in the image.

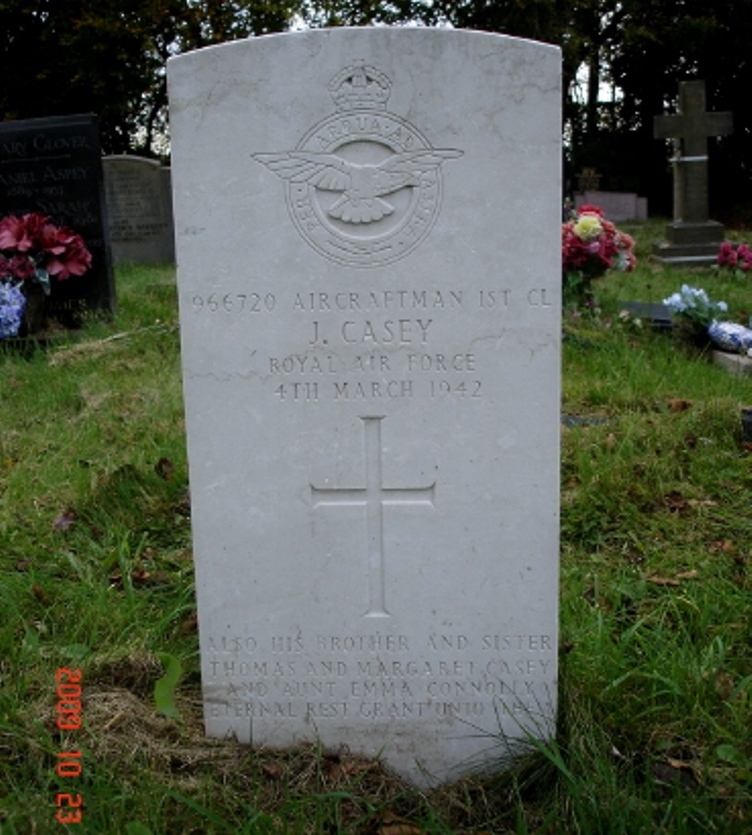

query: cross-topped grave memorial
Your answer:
[168,28,561,786]
[653,80,732,265]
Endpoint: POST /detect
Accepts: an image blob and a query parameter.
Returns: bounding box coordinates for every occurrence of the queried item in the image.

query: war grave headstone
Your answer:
[653,80,732,265]
[168,28,561,786]
[103,155,175,265]
[0,113,115,325]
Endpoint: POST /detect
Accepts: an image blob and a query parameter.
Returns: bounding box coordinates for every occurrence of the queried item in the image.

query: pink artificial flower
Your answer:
[46,235,93,279]
[0,214,33,251]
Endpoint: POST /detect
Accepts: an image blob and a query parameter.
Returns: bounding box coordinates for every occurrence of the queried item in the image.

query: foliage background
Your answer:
[1,0,752,220]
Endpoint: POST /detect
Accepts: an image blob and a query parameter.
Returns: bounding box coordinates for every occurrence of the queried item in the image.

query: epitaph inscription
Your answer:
[253,62,463,267]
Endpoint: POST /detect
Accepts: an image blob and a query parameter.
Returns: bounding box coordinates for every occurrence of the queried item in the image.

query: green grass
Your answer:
[1,235,751,833]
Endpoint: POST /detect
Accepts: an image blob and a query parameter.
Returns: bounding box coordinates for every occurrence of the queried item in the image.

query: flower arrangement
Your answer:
[0,212,92,338]
[562,204,636,305]
[717,241,752,275]
[663,285,728,328]
[663,285,728,350]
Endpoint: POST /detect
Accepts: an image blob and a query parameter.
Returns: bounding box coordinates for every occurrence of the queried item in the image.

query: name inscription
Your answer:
[186,284,556,403]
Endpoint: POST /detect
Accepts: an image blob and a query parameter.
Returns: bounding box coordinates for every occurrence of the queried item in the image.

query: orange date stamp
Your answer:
[54,668,83,824]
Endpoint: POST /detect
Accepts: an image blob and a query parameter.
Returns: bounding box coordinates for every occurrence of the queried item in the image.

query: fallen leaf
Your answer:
[15,559,32,571]
[262,761,284,780]
[32,583,52,604]
[31,583,52,606]
[52,509,76,531]
[687,499,717,508]
[667,398,693,412]
[379,826,425,835]
[155,457,174,480]
[605,432,618,449]
[667,757,695,771]
[675,570,699,580]
[662,491,687,512]
[327,757,376,780]
[709,540,737,554]
[131,567,170,587]
[646,575,680,587]
[714,671,735,701]
[180,613,198,635]
[379,814,425,835]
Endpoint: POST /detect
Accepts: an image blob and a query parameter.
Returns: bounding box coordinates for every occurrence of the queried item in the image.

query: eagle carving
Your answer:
[253,149,463,225]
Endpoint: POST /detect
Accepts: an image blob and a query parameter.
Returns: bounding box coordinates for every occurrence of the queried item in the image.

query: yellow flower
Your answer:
[573,214,603,241]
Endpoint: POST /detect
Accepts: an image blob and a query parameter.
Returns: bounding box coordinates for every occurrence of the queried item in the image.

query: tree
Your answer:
[0,0,302,155]
[2,0,750,219]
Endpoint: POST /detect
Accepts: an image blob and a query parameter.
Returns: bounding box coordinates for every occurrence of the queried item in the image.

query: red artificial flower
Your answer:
[0,212,92,281]
[577,203,605,218]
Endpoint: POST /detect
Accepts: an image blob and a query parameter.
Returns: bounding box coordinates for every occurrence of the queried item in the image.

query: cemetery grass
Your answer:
[0,238,750,834]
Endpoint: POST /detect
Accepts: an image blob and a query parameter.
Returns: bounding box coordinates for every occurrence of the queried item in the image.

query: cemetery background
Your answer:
[1,2,752,829]
[1,220,750,831]
[2,0,752,224]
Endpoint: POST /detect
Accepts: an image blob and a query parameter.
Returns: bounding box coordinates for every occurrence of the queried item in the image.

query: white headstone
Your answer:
[168,28,561,787]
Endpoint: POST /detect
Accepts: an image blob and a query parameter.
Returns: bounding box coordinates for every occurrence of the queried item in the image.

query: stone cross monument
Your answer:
[653,80,732,265]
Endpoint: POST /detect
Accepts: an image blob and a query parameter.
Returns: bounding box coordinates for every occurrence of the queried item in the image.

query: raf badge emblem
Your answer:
[253,61,463,268]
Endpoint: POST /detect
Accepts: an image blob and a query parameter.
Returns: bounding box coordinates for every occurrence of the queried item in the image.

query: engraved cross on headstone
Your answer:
[654,80,732,224]
[311,416,435,618]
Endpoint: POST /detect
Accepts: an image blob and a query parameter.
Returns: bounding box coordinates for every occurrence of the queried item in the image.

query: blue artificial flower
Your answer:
[0,281,26,339]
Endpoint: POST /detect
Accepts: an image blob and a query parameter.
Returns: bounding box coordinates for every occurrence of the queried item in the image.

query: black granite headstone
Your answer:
[0,114,115,326]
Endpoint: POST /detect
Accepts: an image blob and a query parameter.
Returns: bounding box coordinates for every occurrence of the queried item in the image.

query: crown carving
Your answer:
[328,61,391,111]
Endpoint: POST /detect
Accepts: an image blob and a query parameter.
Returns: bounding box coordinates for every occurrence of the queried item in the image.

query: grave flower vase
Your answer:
[20,281,47,337]
[672,317,711,354]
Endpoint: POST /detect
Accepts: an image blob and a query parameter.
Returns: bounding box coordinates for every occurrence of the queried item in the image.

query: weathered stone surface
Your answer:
[169,28,561,786]
[103,156,175,264]
[575,190,647,221]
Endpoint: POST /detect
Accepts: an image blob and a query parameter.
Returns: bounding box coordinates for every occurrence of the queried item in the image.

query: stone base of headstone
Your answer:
[712,350,752,377]
[652,221,725,265]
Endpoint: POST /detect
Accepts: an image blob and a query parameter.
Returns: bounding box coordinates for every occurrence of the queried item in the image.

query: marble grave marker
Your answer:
[168,28,561,786]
